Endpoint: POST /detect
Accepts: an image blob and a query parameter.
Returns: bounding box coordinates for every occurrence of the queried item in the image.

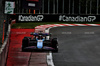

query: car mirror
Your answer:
[30,32,33,35]
[50,33,52,36]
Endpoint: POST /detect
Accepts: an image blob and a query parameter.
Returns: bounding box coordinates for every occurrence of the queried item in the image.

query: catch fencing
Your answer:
[15,0,100,15]
[0,0,10,47]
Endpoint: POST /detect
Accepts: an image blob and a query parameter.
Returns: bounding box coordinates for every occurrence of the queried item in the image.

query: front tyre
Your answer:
[52,38,58,52]
[22,37,29,51]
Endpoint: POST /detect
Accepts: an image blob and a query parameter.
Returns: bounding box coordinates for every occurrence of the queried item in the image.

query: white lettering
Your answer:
[18,15,44,21]
[59,15,96,22]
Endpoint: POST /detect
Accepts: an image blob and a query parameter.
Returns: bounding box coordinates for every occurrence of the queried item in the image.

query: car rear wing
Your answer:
[30,32,52,36]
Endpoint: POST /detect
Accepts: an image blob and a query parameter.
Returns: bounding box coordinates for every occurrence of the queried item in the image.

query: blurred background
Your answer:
[0,0,100,47]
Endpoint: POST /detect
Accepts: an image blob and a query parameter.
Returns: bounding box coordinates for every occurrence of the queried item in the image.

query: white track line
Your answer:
[47,52,54,66]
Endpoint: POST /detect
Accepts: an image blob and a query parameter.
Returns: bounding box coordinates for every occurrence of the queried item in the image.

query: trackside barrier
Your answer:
[0,24,11,66]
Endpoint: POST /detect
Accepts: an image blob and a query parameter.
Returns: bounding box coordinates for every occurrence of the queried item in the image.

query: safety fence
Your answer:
[0,0,11,47]
[14,0,100,15]
[0,19,3,47]
[0,0,4,46]
[0,24,10,66]
[0,15,10,47]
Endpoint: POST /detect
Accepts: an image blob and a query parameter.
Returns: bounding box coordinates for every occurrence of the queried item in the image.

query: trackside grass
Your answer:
[11,22,65,28]
[11,22,100,29]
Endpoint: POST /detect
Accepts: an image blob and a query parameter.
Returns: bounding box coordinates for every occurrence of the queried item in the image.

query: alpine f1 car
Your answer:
[22,31,58,52]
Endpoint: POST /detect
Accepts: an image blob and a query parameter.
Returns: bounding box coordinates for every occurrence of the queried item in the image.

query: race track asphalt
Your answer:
[50,26,100,66]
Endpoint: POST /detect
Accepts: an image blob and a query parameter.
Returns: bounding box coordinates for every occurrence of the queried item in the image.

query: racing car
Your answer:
[22,31,58,52]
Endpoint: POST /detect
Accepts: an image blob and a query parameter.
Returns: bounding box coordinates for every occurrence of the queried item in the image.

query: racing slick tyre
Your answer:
[52,38,58,52]
[22,37,29,51]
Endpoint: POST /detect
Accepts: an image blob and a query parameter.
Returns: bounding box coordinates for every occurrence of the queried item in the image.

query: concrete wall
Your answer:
[0,25,11,66]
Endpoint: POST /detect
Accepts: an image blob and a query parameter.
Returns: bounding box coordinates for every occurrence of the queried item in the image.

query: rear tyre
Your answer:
[52,38,58,52]
[22,37,29,51]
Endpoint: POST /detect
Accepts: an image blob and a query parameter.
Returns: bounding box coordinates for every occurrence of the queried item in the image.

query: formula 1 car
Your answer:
[22,31,58,52]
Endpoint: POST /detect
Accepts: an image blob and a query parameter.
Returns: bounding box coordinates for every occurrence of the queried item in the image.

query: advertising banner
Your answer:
[14,14,100,23]
[5,1,15,14]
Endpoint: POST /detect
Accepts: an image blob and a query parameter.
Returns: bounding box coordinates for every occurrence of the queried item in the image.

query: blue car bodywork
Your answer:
[22,32,58,52]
